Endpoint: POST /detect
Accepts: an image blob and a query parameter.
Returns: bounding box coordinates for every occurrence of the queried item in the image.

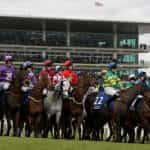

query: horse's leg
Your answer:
[106,121,113,141]
[5,116,11,136]
[55,112,61,139]
[100,127,104,141]
[136,126,142,141]
[122,127,128,143]
[26,115,32,137]
[15,110,21,137]
[76,115,83,140]
[42,115,49,138]
[25,122,31,137]
[0,114,4,136]
[128,128,135,143]
[34,114,42,138]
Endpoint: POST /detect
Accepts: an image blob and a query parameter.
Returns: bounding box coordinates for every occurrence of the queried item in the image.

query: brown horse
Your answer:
[83,84,142,141]
[61,73,96,139]
[112,84,142,142]
[27,73,49,137]
[83,91,113,141]
[124,88,150,143]
[5,68,27,136]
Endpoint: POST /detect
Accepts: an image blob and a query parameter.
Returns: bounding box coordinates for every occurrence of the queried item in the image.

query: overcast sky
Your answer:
[0,0,150,60]
[0,0,150,21]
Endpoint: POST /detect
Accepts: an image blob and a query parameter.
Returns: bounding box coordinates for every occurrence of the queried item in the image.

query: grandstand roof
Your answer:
[0,15,150,34]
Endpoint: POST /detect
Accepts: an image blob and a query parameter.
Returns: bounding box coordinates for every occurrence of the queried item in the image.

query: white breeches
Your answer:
[104,87,119,96]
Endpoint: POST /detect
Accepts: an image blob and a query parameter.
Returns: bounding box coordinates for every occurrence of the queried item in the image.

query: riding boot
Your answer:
[106,94,119,107]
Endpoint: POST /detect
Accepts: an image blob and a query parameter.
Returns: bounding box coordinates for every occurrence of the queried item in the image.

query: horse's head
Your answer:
[54,79,71,99]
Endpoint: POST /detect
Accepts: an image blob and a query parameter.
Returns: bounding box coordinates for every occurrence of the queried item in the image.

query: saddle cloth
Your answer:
[93,89,111,110]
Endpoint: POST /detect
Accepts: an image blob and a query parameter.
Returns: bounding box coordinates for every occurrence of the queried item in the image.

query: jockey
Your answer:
[53,65,64,85]
[22,61,37,92]
[39,59,55,83]
[0,55,16,91]
[103,61,123,98]
[62,60,78,86]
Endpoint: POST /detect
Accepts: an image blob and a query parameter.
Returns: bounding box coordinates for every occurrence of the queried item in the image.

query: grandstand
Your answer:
[0,15,150,74]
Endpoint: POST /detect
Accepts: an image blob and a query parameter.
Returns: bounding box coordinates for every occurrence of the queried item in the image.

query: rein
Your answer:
[28,96,41,103]
[69,97,82,105]
[7,91,20,97]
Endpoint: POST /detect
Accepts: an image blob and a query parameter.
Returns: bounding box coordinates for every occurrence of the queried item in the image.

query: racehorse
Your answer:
[5,68,27,136]
[83,83,142,142]
[43,79,69,138]
[27,73,49,138]
[123,88,150,143]
[112,84,142,142]
[83,91,113,141]
[61,73,97,139]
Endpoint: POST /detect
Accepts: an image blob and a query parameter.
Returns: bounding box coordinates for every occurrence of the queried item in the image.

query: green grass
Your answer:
[0,137,149,150]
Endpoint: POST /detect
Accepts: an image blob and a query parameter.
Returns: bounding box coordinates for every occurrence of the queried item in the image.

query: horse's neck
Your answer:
[121,85,140,105]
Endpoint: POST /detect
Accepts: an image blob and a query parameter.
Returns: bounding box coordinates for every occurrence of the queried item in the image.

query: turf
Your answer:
[0,137,149,150]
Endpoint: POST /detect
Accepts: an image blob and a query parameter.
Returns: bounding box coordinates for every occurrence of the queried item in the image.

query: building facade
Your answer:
[0,16,149,74]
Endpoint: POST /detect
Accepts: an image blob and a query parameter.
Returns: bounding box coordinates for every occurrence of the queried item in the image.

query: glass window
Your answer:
[118,54,138,64]
[118,34,138,49]
[70,32,113,48]
[46,31,66,46]
[0,30,43,45]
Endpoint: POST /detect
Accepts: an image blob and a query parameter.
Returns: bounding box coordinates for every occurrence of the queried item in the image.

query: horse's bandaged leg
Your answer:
[3,82,10,90]
[21,86,29,92]
[43,88,48,96]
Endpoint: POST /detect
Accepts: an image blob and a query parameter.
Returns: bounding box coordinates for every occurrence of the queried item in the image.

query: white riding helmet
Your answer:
[129,74,136,80]
[55,65,61,72]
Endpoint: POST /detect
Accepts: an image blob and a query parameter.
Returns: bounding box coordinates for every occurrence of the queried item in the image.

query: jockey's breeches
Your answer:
[104,87,119,96]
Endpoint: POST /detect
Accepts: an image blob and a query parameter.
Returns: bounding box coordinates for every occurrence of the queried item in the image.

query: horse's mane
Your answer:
[120,84,141,104]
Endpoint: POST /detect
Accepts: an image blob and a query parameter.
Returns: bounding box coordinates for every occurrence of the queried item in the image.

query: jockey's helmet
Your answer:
[4,55,13,62]
[55,65,61,72]
[64,60,72,67]
[129,74,136,80]
[23,61,32,69]
[108,62,117,69]
[43,59,53,66]
[138,70,146,77]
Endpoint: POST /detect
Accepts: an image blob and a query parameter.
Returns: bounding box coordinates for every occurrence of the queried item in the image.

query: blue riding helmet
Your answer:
[108,62,117,69]
[138,71,146,77]
[23,61,33,69]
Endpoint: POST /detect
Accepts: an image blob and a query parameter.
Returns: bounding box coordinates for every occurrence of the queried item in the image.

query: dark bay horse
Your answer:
[61,73,96,139]
[83,84,142,141]
[112,84,142,142]
[124,88,150,143]
[27,74,49,137]
[83,91,113,141]
[5,69,27,136]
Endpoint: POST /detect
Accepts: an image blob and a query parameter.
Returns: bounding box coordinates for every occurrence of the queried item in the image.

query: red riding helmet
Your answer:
[43,60,53,66]
[64,60,72,67]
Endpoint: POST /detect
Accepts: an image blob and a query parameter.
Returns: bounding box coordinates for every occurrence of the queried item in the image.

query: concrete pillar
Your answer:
[113,24,118,48]
[42,20,46,42]
[113,53,117,60]
[66,21,70,47]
